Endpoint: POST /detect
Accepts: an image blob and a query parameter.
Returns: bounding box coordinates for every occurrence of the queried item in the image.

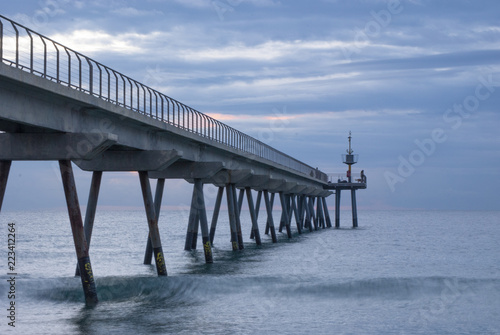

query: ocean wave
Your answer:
[9,274,500,304]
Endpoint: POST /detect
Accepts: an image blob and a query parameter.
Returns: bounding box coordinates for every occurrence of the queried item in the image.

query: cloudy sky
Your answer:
[2,0,499,211]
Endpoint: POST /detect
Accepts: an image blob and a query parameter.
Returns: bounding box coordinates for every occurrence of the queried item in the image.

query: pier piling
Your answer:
[138,171,167,276]
[59,160,98,305]
[75,171,102,276]
[209,187,224,244]
[351,189,358,228]
[335,191,341,228]
[263,190,278,243]
[0,160,11,213]
[144,178,165,264]
[226,184,239,251]
[194,179,213,263]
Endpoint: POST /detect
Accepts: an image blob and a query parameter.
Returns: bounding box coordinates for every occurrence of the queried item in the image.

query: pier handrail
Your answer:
[0,15,328,182]
[327,172,367,184]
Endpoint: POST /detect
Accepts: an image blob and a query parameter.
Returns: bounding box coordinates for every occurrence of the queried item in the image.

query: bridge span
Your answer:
[0,15,353,305]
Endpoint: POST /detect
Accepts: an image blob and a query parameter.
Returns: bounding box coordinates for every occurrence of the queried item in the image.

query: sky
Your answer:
[1,0,500,211]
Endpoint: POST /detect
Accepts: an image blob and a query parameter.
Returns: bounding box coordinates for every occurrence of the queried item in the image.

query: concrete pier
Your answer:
[0,14,363,304]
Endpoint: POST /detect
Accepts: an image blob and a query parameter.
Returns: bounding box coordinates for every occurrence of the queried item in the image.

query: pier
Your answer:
[0,15,365,304]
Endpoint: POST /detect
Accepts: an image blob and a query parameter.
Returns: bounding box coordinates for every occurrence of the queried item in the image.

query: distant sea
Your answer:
[1,209,499,334]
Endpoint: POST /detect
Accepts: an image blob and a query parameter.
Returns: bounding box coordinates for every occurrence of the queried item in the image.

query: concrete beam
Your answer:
[0,133,117,160]
[289,184,308,194]
[281,182,298,193]
[149,161,225,180]
[74,150,181,171]
[210,169,254,186]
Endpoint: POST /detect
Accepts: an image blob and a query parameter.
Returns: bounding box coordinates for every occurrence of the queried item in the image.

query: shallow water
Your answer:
[1,210,499,334]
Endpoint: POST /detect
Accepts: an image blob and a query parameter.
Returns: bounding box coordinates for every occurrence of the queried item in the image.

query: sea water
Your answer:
[0,210,499,334]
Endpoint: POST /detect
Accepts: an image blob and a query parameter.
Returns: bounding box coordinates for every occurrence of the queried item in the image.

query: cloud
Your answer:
[2,0,500,210]
[111,7,163,17]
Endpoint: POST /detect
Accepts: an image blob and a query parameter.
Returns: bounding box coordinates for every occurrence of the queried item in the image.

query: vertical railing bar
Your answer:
[141,85,146,115]
[74,53,82,91]
[85,57,93,95]
[121,74,126,107]
[112,71,119,104]
[151,90,156,119]
[41,36,47,77]
[96,63,103,98]
[0,19,3,62]
[166,96,171,123]
[126,77,133,110]
[11,22,19,67]
[181,104,186,129]
[52,42,60,82]
[26,30,34,73]
[160,95,164,121]
[104,67,111,101]
[174,101,181,127]
[65,47,71,87]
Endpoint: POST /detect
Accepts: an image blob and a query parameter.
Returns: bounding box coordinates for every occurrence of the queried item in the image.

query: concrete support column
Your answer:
[75,171,103,276]
[308,197,318,230]
[322,197,332,228]
[209,187,224,244]
[250,190,263,239]
[138,171,167,276]
[245,187,262,245]
[265,192,275,235]
[351,188,358,228]
[303,196,313,232]
[0,160,12,213]
[226,184,239,251]
[335,190,341,228]
[291,195,302,234]
[279,192,292,238]
[263,190,277,243]
[144,178,165,264]
[59,160,98,305]
[194,179,213,263]
[232,184,244,250]
[185,181,200,251]
[316,196,325,229]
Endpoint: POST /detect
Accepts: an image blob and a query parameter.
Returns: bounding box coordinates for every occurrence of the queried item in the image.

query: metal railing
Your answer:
[0,15,328,182]
[327,172,367,184]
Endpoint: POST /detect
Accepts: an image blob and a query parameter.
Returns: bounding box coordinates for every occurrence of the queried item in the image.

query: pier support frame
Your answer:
[226,184,240,251]
[250,190,263,240]
[231,184,244,250]
[316,196,325,229]
[0,160,11,213]
[322,197,332,228]
[209,187,224,244]
[279,192,292,238]
[138,171,167,276]
[335,190,341,228]
[351,188,358,228]
[291,195,302,234]
[263,190,278,243]
[308,197,317,230]
[246,187,262,245]
[185,180,200,250]
[194,179,213,263]
[75,171,103,275]
[144,178,165,264]
[59,160,98,305]
[303,196,313,232]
